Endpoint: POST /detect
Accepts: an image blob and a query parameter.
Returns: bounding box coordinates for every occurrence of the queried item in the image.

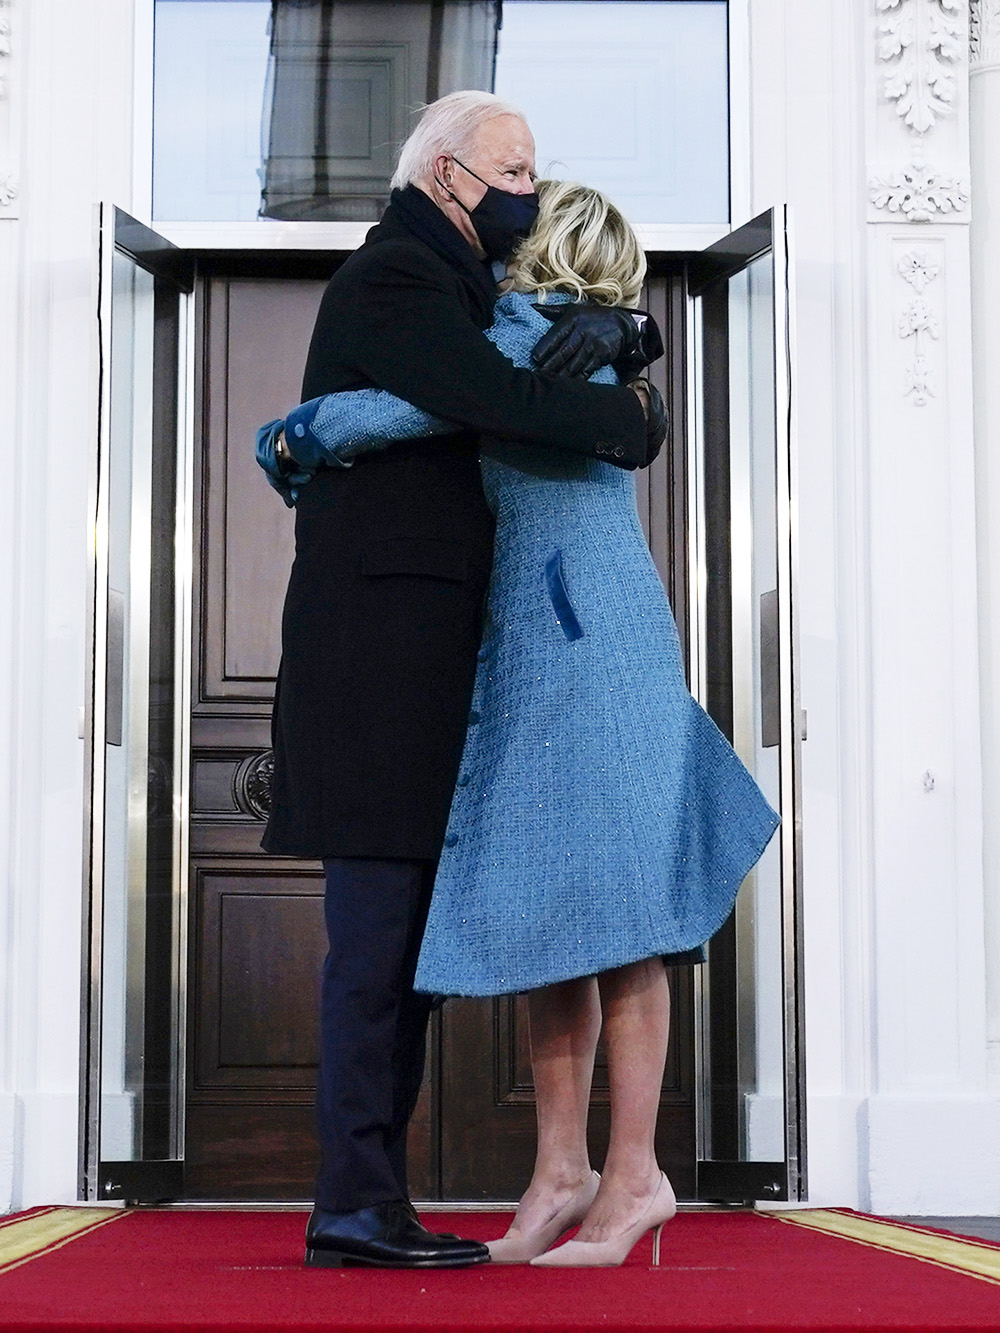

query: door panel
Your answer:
[199,279,322,699]
[688,208,806,1202]
[185,270,697,1202]
[83,207,194,1203]
[185,274,330,1198]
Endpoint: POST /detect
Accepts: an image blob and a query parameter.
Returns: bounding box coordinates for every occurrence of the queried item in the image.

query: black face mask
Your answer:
[439,157,540,261]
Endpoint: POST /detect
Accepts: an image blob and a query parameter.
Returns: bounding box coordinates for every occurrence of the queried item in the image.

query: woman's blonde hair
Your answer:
[506,179,646,308]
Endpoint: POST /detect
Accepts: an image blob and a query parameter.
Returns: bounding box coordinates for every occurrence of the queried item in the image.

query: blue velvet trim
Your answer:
[545,550,584,642]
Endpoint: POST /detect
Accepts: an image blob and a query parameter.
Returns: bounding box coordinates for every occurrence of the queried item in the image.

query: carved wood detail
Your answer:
[233,749,274,820]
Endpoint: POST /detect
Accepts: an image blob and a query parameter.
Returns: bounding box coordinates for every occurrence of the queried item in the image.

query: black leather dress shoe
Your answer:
[305,1201,490,1268]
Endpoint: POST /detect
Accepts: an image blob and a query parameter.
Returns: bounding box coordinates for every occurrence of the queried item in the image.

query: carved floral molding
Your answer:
[869,1,970,220]
[0,168,16,208]
[870,160,970,218]
[970,0,1000,66]
[897,249,942,405]
[876,0,964,131]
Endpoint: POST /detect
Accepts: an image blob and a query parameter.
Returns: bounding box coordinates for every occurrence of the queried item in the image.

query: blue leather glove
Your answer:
[256,417,317,508]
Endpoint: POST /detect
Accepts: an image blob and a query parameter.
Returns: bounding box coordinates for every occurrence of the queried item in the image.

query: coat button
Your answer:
[468,710,480,725]
[477,647,489,662]
[444,833,459,848]
[456,773,470,787]
[293,422,306,438]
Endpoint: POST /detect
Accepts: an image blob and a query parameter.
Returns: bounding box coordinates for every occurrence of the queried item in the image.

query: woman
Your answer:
[258,179,779,1265]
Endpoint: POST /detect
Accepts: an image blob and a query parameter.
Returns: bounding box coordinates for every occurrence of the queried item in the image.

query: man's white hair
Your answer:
[391,90,528,190]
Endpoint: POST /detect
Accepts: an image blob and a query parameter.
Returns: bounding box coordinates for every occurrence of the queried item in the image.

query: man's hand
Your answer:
[531,305,644,378]
[628,379,668,466]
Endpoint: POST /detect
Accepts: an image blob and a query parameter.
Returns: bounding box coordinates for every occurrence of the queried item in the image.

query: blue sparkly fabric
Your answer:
[287,291,780,996]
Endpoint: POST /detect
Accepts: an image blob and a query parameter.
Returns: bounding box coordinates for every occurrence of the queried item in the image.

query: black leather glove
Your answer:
[629,379,668,466]
[532,304,651,379]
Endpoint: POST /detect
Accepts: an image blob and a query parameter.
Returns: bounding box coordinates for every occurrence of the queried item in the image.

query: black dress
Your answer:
[262,185,649,862]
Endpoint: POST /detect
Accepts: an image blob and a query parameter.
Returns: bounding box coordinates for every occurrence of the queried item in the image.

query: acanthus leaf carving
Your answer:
[875,0,964,132]
[869,162,969,219]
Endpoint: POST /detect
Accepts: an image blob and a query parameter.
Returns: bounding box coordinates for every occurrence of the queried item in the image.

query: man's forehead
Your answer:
[474,116,535,161]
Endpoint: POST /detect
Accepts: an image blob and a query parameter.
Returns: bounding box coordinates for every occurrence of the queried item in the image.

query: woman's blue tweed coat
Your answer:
[268,291,780,997]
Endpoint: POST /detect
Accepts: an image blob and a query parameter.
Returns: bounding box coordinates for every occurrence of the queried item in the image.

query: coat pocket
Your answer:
[545,549,584,641]
[362,537,468,583]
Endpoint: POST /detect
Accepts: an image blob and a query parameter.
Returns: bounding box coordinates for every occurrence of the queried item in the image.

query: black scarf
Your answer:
[382,184,498,326]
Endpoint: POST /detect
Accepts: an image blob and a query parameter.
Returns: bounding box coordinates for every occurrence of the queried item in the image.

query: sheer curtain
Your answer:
[261,1,501,220]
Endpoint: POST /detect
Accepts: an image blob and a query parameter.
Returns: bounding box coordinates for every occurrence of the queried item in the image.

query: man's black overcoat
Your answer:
[262,185,648,862]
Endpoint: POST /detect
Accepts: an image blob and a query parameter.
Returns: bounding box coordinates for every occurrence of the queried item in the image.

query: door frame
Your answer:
[79,204,196,1203]
[687,206,806,1203]
[80,224,804,1205]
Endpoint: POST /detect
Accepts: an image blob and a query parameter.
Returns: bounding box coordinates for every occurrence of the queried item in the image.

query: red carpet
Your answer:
[1,1206,999,1332]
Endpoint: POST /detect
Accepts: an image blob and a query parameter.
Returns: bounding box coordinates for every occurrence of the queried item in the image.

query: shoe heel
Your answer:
[305,1247,348,1268]
[651,1223,663,1268]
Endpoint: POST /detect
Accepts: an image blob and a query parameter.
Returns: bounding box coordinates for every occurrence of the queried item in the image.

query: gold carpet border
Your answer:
[0,1207,126,1276]
[768,1208,1000,1288]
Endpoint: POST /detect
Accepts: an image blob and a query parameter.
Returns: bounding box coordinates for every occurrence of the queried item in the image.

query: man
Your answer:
[263,91,667,1269]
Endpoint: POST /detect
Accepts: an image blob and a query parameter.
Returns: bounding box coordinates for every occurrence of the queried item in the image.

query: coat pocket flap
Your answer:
[362,538,468,583]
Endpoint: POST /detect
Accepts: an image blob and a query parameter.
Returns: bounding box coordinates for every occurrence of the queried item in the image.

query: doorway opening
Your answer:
[81,210,803,1206]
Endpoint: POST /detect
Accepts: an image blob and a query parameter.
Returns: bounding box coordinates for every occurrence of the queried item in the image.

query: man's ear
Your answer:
[432,154,454,194]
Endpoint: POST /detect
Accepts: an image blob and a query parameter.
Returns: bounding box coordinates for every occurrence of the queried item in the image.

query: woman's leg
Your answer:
[574,956,671,1242]
[500,975,602,1238]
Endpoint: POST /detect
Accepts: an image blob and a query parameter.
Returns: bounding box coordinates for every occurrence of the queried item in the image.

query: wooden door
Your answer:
[183,267,697,1201]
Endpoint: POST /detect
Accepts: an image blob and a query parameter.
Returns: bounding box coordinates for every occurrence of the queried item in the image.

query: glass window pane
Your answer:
[495,2,729,224]
[100,246,182,1165]
[152,0,729,225]
[153,1,272,221]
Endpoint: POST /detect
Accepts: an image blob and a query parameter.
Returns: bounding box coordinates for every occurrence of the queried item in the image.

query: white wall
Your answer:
[733,0,875,1208]
[0,0,138,1211]
[971,0,1000,1096]
[741,0,999,1214]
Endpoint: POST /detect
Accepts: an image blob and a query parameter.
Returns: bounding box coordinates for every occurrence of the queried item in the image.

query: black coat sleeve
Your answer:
[318,240,649,470]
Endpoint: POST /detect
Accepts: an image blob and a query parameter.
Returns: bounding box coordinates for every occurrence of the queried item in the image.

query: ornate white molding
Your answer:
[876,0,965,131]
[870,161,970,218]
[970,0,1000,67]
[897,249,942,404]
[0,167,17,209]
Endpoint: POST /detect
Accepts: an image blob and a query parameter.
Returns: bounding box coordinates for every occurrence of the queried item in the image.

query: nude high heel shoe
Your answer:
[487,1171,601,1264]
[529,1172,676,1268]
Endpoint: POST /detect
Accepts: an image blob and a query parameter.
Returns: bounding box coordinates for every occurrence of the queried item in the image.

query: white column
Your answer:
[862,0,997,1214]
[0,0,138,1210]
[970,0,1000,1092]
